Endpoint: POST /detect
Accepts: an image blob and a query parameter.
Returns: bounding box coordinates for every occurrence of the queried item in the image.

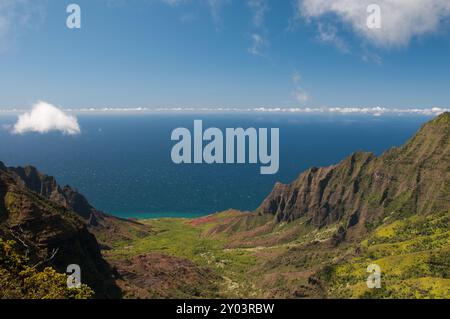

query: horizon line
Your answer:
[0,106,448,116]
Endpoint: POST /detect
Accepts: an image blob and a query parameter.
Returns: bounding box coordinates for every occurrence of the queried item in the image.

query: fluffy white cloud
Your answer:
[298,0,450,48]
[12,101,81,135]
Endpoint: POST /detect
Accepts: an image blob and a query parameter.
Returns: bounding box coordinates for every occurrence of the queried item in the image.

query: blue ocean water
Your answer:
[0,113,431,219]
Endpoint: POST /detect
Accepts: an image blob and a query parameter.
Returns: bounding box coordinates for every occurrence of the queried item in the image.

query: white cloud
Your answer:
[0,0,45,51]
[3,106,446,116]
[316,23,350,53]
[207,0,231,30]
[248,33,268,56]
[12,101,81,135]
[362,50,383,65]
[293,89,309,103]
[292,71,310,103]
[248,0,269,28]
[247,0,270,56]
[297,0,450,48]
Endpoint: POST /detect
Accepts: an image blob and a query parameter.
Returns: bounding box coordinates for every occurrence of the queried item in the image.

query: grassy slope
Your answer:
[104,208,449,299]
[104,214,259,298]
[324,211,450,298]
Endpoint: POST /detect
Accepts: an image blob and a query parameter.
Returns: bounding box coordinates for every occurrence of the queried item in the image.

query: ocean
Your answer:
[0,113,431,219]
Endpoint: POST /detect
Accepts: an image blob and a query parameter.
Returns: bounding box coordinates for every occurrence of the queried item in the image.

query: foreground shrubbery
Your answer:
[0,239,94,299]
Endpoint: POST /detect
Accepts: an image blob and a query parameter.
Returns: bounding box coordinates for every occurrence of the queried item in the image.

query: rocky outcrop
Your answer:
[4,164,152,245]
[8,165,104,226]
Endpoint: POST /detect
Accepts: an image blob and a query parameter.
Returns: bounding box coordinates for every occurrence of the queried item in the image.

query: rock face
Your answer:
[0,165,121,298]
[8,165,104,226]
[257,112,450,239]
[5,165,152,246]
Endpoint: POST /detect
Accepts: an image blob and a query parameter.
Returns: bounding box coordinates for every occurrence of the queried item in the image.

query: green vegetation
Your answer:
[103,207,449,299]
[105,217,259,298]
[1,112,449,299]
[0,239,94,299]
[321,212,450,299]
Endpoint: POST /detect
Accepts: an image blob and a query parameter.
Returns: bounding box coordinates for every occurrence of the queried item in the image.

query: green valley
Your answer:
[1,112,449,299]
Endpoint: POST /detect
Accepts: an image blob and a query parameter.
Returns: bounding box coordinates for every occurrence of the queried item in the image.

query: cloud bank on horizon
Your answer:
[12,101,81,135]
[5,106,443,116]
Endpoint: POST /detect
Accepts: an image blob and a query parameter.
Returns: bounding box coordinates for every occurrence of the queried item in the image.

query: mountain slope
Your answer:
[0,163,121,298]
[176,113,450,298]
[256,112,450,240]
[1,113,448,299]
[5,164,152,246]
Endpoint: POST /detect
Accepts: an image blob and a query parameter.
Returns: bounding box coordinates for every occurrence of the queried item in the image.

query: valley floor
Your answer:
[102,210,450,299]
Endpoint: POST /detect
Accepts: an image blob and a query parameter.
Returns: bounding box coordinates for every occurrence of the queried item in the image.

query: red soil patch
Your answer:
[188,214,218,226]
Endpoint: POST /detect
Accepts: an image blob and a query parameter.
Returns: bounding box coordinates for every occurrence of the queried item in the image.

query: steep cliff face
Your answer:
[8,165,104,226]
[257,112,450,239]
[0,165,121,298]
[5,165,152,245]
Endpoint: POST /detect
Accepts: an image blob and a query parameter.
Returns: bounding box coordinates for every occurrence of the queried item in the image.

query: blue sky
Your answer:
[1,0,450,109]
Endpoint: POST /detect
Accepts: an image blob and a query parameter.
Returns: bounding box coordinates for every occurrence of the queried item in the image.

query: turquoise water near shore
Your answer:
[115,211,208,220]
[0,113,431,218]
